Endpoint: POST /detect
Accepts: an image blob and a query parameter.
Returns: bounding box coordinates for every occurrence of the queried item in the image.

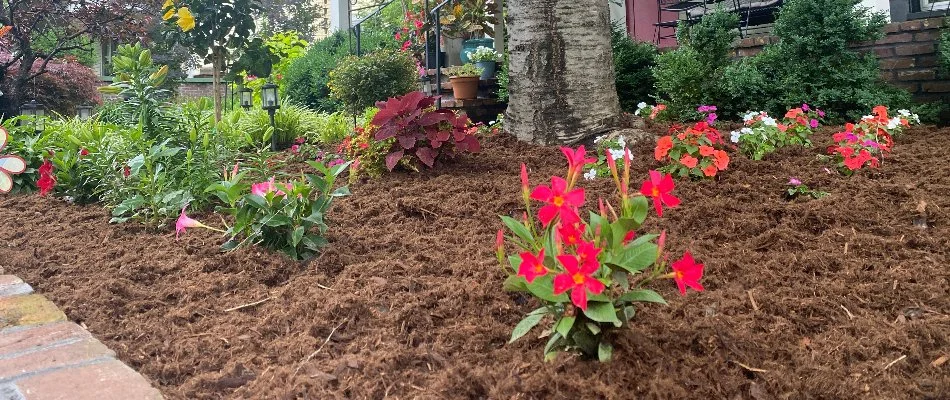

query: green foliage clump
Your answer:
[284,30,397,113]
[328,49,418,115]
[497,53,510,102]
[229,100,323,147]
[612,26,658,113]
[939,17,950,77]
[653,10,738,119]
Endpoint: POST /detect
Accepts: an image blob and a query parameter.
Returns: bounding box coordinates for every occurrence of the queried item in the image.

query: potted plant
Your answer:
[466,46,499,80]
[440,0,498,63]
[446,63,483,100]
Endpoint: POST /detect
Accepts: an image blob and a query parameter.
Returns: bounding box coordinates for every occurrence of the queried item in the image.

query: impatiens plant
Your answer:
[785,177,828,200]
[731,105,824,161]
[205,160,350,260]
[584,134,631,181]
[499,146,704,362]
[827,106,917,174]
[634,102,667,121]
[371,92,480,171]
[654,121,729,179]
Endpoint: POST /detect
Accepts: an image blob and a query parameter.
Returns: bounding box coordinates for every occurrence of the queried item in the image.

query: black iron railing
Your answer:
[430,0,455,109]
[351,0,397,56]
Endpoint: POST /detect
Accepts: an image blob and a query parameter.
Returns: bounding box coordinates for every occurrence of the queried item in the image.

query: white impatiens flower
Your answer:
[608,148,625,161]
[862,115,874,121]
[897,109,911,117]
[741,127,753,134]
[594,135,606,143]
[761,116,777,127]
[634,102,648,116]
[730,131,741,143]
[887,117,901,130]
[584,169,597,181]
[617,135,626,149]
[743,111,760,122]
[897,109,920,124]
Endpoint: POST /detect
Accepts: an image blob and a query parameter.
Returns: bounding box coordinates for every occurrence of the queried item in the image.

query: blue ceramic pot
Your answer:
[460,38,494,64]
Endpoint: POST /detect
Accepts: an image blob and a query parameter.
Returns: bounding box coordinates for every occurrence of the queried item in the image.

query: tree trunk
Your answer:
[212,47,223,123]
[504,0,621,145]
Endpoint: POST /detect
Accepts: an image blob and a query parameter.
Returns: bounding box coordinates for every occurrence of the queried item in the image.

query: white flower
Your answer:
[608,148,625,161]
[730,131,741,143]
[617,135,626,149]
[741,127,753,134]
[634,102,648,116]
[897,109,911,117]
[862,115,874,121]
[743,111,760,122]
[594,135,606,143]
[887,116,901,130]
[761,116,777,127]
[584,169,597,181]
[489,120,496,125]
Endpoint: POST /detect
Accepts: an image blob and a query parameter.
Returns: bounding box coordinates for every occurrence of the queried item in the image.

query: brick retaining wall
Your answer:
[733,17,948,103]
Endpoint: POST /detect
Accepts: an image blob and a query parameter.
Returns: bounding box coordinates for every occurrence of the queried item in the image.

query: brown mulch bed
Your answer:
[1,125,948,399]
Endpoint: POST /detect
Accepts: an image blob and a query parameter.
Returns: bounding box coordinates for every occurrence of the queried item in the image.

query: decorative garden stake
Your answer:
[261,81,280,150]
[0,127,27,193]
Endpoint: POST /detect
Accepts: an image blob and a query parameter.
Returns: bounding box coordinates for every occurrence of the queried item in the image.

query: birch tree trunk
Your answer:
[505,0,621,145]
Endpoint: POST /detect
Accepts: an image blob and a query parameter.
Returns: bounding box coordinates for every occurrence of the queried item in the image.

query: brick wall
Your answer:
[176,81,220,99]
[732,17,948,103]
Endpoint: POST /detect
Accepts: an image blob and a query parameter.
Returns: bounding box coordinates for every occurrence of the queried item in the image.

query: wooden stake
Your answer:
[224,297,273,312]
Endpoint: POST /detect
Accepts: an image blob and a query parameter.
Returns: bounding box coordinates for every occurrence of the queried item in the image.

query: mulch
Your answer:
[1,124,948,399]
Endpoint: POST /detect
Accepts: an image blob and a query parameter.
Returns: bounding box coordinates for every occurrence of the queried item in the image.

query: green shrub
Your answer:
[612,27,657,113]
[328,49,418,115]
[739,0,909,121]
[231,100,323,147]
[653,10,738,119]
[497,53,510,102]
[284,30,397,113]
[313,111,353,144]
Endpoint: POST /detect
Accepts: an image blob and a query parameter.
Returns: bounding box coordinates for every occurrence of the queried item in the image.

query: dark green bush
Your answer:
[284,30,397,113]
[939,17,949,77]
[738,0,910,121]
[653,10,738,119]
[328,49,418,114]
[612,27,657,113]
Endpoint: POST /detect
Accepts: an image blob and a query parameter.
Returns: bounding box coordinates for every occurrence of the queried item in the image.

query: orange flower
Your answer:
[699,145,715,157]
[702,164,717,177]
[679,154,698,169]
[784,108,803,119]
[713,150,729,170]
[654,136,673,160]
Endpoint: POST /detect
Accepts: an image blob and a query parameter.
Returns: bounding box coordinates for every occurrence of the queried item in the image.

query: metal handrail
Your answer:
[351,0,397,56]
[430,0,454,109]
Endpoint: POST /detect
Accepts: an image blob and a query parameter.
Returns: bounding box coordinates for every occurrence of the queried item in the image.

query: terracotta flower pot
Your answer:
[450,76,480,100]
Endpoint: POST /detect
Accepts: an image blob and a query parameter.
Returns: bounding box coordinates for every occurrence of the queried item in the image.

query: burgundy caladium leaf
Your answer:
[372,92,480,171]
[385,149,405,171]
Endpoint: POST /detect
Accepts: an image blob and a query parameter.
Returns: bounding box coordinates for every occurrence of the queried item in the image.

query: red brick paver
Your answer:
[0,275,163,399]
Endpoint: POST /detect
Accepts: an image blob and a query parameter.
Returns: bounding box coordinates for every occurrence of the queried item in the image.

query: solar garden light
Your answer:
[261,81,280,151]
[19,100,46,133]
[76,105,94,120]
[239,85,253,111]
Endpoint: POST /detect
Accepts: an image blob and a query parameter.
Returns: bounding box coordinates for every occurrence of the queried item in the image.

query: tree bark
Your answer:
[212,47,224,123]
[505,0,621,145]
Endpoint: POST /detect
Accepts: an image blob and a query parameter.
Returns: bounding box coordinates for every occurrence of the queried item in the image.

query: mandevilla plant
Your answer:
[654,118,729,179]
[499,146,705,362]
[200,160,351,260]
[785,177,828,200]
[372,92,480,171]
[827,106,917,174]
[731,104,824,161]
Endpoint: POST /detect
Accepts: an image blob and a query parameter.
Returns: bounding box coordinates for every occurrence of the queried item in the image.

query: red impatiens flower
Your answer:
[671,251,704,295]
[654,136,673,160]
[713,150,729,170]
[702,164,717,177]
[530,176,584,226]
[679,154,698,169]
[36,159,56,196]
[553,251,606,311]
[560,146,597,176]
[518,249,548,283]
[699,145,715,157]
[79,148,90,157]
[639,170,680,217]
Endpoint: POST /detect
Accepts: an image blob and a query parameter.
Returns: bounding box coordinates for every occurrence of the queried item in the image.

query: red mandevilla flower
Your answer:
[530,176,584,227]
[518,249,548,283]
[557,222,584,247]
[553,249,606,311]
[560,146,597,177]
[639,170,680,217]
[671,251,705,295]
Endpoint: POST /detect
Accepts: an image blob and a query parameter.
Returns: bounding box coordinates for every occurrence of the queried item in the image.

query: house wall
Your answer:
[624,0,678,47]
[732,17,948,103]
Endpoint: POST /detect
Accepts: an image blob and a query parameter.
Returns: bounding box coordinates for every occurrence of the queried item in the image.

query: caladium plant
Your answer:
[499,146,705,362]
[371,91,480,171]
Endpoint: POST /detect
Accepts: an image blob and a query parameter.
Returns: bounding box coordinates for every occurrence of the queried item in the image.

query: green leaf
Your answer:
[507,254,523,275]
[618,289,668,305]
[609,242,658,273]
[525,274,568,303]
[502,274,528,292]
[598,341,613,362]
[291,226,305,246]
[586,322,601,335]
[263,215,292,227]
[500,216,534,245]
[629,196,649,224]
[554,316,575,338]
[509,312,545,343]
[583,302,621,325]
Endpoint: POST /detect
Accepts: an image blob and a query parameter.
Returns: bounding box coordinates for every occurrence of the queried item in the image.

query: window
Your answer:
[99,39,119,77]
[920,0,949,11]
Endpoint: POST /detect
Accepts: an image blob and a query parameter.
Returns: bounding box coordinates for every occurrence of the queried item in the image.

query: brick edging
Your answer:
[0,275,163,399]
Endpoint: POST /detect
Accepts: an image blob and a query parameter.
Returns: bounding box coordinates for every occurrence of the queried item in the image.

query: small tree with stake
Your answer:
[161,0,262,122]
